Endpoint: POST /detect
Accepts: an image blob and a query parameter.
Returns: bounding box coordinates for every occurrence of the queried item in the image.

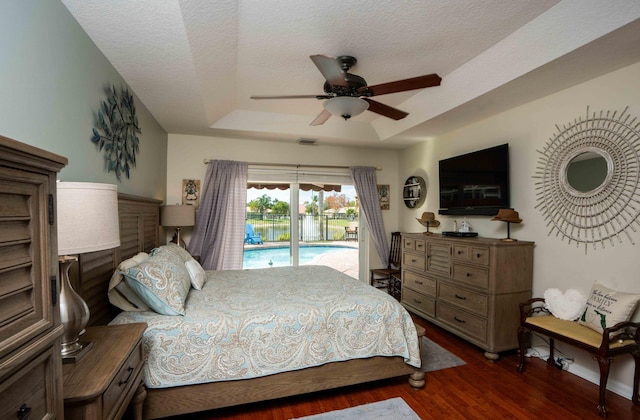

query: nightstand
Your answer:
[63,323,147,420]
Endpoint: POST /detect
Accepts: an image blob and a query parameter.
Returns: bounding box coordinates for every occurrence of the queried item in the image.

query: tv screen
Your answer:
[438,144,510,216]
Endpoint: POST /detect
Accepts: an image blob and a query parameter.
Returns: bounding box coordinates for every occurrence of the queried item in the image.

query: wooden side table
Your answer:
[63,323,147,420]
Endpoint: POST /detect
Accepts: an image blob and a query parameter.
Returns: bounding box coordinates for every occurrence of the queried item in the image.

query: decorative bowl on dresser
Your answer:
[400,232,534,360]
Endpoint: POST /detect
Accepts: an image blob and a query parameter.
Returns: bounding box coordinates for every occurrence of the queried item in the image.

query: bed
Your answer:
[72,194,425,419]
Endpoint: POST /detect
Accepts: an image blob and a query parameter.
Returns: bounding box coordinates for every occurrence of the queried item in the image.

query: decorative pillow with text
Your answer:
[578,282,640,334]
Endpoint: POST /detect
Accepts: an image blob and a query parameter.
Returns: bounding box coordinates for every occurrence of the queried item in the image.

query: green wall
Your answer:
[0,0,167,199]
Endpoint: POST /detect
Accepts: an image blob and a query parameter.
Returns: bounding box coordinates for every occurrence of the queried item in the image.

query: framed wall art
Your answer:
[182,179,200,208]
[377,184,390,210]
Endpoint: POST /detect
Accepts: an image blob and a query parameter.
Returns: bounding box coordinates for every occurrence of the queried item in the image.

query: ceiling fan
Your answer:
[250,54,442,126]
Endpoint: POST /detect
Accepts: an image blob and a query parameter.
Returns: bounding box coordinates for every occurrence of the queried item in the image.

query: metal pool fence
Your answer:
[246,213,357,242]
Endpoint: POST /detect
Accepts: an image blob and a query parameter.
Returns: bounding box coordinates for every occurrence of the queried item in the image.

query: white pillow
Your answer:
[577,282,640,334]
[185,258,206,290]
[543,288,587,321]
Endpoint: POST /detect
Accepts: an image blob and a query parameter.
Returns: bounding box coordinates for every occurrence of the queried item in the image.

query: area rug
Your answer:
[421,336,466,372]
[292,397,420,420]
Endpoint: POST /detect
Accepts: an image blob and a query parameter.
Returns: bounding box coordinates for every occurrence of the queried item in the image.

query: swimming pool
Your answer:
[243,245,354,269]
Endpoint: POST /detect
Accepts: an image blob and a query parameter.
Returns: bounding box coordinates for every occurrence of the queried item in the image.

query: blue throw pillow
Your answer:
[123,256,191,316]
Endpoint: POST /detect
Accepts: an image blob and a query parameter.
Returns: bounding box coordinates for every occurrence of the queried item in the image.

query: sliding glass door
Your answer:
[243,180,361,279]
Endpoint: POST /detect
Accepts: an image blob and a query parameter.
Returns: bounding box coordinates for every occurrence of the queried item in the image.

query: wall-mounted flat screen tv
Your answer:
[438,144,510,216]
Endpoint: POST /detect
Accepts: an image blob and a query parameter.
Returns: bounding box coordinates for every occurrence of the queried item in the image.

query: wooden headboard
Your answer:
[69,193,162,326]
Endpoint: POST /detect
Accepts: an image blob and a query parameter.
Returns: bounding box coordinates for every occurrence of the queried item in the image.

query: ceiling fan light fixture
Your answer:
[323,97,369,120]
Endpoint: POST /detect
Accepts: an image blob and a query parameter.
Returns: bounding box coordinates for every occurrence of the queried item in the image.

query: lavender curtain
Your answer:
[350,166,389,266]
[188,160,248,270]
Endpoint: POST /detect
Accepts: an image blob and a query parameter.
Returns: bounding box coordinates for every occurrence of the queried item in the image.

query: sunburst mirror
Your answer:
[534,106,640,252]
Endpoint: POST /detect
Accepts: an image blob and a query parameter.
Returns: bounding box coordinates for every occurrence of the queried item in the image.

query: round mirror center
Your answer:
[566,151,608,193]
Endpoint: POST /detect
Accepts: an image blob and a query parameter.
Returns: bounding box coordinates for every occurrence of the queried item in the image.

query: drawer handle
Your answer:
[415,280,424,285]
[457,250,463,255]
[411,259,417,263]
[454,294,467,300]
[476,253,481,258]
[18,404,31,420]
[119,366,135,386]
[454,316,466,324]
[412,298,422,304]
[466,272,471,277]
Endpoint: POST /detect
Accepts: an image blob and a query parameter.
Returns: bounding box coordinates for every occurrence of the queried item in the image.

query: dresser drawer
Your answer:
[403,271,436,297]
[402,288,435,317]
[452,245,489,266]
[403,252,426,271]
[0,345,60,420]
[403,237,426,253]
[438,283,488,316]
[437,302,487,342]
[452,244,470,261]
[102,341,144,419]
[452,263,489,289]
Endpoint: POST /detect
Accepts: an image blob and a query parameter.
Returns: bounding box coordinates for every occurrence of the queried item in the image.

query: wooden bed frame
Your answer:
[71,193,425,419]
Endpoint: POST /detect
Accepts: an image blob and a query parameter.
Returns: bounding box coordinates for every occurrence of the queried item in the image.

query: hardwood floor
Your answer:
[165,316,639,420]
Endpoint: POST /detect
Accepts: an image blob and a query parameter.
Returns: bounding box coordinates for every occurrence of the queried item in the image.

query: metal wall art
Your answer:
[534,106,640,252]
[91,85,141,180]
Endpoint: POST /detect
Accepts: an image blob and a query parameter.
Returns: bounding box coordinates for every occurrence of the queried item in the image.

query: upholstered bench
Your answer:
[516,297,640,418]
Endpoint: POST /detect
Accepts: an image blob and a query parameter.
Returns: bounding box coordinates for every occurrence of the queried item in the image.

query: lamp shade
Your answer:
[323,97,369,119]
[57,182,120,255]
[161,205,195,227]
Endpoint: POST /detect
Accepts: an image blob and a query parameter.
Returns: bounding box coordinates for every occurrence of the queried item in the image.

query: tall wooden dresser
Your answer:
[0,135,67,418]
[401,233,534,359]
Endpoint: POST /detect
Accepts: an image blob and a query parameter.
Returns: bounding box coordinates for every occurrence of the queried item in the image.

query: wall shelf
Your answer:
[403,176,426,208]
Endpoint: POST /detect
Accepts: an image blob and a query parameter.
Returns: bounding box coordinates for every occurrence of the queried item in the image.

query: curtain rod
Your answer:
[202,159,381,171]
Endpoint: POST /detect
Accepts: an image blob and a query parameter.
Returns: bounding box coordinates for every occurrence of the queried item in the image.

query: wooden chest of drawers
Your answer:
[0,136,67,419]
[400,233,534,359]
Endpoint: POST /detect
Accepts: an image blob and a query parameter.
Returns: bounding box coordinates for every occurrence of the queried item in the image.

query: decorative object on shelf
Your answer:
[161,204,196,248]
[534,106,640,252]
[182,179,201,208]
[459,217,472,233]
[403,176,426,208]
[90,85,141,180]
[416,212,440,234]
[491,209,522,242]
[57,182,121,361]
[377,184,390,210]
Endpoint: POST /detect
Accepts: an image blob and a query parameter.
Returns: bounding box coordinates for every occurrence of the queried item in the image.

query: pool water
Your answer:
[243,246,352,269]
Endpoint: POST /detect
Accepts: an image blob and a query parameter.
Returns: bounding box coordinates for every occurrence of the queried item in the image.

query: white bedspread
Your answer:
[110,265,421,388]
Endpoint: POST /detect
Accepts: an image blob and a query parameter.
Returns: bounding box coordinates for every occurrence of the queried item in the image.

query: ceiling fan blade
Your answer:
[361,74,442,96]
[363,99,408,120]
[309,109,332,126]
[250,95,325,100]
[310,55,348,87]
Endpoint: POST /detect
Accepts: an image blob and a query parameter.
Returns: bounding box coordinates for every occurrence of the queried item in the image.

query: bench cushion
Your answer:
[526,315,634,349]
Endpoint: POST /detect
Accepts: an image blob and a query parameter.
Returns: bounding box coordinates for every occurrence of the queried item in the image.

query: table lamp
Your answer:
[161,204,195,248]
[57,182,120,361]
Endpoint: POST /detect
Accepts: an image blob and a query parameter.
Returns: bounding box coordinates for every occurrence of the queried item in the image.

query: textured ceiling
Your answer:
[61,0,640,149]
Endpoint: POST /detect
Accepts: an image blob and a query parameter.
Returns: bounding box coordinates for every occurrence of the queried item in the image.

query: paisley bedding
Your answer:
[110,264,421,389]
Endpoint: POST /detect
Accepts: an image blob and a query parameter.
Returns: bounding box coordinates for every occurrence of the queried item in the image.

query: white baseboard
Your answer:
[567,364,633,400]
[525,344,633,400]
